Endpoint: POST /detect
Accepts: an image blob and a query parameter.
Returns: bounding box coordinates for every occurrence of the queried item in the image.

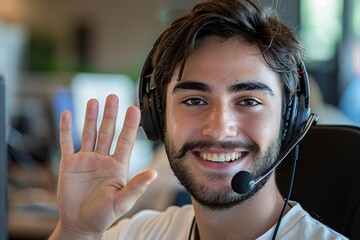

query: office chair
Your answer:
[277,124,360,239]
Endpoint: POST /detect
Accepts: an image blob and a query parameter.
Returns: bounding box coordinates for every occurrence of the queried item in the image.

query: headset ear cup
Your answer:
[153,87,164,140]
[282,95,298,147]
[140,86,163,142]
[140,91,158,141]
[146,86,164,142]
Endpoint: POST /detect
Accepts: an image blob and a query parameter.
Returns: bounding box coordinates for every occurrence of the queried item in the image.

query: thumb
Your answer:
[114,170,158,215]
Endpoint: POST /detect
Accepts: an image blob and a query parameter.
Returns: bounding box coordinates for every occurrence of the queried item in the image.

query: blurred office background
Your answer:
[0,0,359,239]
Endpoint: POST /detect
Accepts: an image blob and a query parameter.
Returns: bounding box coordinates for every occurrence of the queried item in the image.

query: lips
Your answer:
[197,151,247,163]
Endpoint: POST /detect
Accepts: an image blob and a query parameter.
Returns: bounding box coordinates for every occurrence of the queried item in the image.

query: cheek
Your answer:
[165,97,197,146]
[242,109,282,150]
[166,111,199,142]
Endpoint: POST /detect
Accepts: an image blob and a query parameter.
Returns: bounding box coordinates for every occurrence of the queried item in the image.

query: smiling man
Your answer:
[49,0,347,239]
[164,37,283,211]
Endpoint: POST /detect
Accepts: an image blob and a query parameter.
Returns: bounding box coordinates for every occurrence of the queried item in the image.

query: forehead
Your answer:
[168,36,282,95]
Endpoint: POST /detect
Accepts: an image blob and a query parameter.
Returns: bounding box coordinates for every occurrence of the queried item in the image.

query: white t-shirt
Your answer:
[102,202,348,240]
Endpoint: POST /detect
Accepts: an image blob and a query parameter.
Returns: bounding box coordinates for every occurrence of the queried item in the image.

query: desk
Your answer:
[8,165,58,240]
[8,207,58,240]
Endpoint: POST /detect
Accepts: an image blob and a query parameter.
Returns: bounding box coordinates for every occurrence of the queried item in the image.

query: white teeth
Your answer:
[199,152,243,162]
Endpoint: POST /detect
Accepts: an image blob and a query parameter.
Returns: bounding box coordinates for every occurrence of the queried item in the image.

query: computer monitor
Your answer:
[0,75,7,238]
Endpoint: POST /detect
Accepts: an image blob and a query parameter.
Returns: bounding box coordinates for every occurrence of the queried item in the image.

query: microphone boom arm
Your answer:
[248,113,319,189]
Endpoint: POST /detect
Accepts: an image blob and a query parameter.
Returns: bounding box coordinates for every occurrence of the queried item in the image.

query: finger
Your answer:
[81,99,99,152]
[115,170,158,215]
[60,110,75,158]
[112,106,141,177]
[95,94,119,155]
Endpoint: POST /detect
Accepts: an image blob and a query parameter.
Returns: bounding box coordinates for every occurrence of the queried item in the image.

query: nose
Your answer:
[202,104,238,140]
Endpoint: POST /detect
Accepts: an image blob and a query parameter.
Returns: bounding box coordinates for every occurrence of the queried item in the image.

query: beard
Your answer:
[164,134,281,210]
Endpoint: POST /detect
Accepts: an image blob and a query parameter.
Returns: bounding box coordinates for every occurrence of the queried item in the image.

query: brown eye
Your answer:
[238,99,260,106]
[183,98,207,106]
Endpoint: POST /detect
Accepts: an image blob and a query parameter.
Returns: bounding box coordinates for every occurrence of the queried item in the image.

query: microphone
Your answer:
[231,113,319,194]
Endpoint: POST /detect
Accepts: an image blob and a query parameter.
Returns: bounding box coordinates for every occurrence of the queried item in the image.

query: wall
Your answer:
[0,0,168,74]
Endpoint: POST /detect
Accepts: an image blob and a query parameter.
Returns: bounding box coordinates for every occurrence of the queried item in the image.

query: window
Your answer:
[300,0,343,63]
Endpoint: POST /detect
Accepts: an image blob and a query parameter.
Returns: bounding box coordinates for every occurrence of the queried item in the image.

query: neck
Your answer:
[191,176,287,240]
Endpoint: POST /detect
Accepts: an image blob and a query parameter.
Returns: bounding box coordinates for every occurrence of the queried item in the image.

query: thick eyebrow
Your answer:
[172,80,275,96]
[229,81,274,96]
[172,81,212,94]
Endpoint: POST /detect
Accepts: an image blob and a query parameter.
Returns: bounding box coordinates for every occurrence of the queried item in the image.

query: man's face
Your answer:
[164,36,283,210]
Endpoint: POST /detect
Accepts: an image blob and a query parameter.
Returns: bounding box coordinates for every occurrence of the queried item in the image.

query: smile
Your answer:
[197,151,247,163]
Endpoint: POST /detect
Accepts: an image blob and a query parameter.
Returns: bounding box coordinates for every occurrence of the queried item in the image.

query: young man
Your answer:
[49,0,347,239]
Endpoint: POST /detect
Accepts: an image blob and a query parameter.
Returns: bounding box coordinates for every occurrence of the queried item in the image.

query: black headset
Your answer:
[138,44,164,142]
[138,41,311,148]
[281,62,311,147]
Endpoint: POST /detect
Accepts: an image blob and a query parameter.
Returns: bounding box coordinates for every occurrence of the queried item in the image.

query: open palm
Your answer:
[54,95,157,238]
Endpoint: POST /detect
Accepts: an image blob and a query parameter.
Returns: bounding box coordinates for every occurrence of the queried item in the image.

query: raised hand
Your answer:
[50,94,157,239]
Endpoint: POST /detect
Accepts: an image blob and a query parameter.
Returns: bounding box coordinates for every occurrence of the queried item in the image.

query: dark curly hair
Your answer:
[149,0,305,135]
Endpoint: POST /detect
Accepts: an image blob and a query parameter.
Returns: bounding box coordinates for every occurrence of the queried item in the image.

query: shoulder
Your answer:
[274,202,349,240]
[102,205,194,240]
